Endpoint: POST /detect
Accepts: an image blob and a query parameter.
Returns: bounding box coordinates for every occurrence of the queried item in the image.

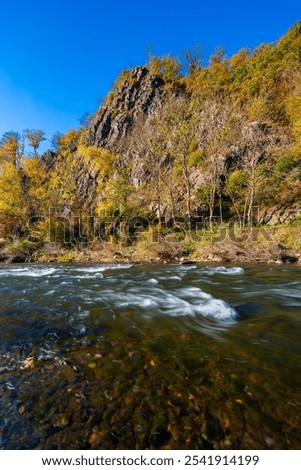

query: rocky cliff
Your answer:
[86,66,164,152]
[48,25,301,223]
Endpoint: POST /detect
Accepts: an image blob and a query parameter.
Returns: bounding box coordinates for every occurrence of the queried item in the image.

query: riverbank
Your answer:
[0,228,300,265]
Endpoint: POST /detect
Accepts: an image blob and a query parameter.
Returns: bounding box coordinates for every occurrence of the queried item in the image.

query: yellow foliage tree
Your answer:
[0,131,23,167]
[23,157,51,216]
[0,162,26,235]
[78,145,116,176]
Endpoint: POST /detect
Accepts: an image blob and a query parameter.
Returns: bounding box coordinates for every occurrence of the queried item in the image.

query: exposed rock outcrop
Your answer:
[86,66,164,152]
[8,254,27,264]
[50,61,299,223]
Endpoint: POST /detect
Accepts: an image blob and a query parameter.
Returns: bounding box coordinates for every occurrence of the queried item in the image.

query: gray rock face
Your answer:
[86,66,164,152]
[74,165,99,207]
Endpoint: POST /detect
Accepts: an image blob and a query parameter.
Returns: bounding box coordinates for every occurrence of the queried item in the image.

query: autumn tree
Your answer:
[149,55,183,91]
[47,129,82,210]
[0,131,23,167]
[22,157,51,217]
[78,145,126,216]
[24,129,46,156]
[225,170,247,229]
[196,98,238,228]
[0,161,26,235]
[51,132,64,151]
[184,46,203,75]
[241,122,271,226]
[160,96,201,231]
[129,111,172,220]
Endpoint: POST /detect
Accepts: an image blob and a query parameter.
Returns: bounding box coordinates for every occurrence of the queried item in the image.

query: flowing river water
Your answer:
[0,263,300,449]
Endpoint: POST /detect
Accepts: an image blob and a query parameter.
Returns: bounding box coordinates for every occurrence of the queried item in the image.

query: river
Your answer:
[0,263,300,449]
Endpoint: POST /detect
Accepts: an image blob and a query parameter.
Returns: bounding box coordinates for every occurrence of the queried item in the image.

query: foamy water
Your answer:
[1,262,301,371]
[0,262,248,371]
[0,263,242,321]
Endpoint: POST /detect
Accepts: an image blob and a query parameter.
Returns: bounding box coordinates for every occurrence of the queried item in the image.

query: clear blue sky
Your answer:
[0,0,300,150]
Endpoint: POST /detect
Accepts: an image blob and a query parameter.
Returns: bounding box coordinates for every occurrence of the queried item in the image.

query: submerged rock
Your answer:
[23,356,36,369]
[234,303,263,320]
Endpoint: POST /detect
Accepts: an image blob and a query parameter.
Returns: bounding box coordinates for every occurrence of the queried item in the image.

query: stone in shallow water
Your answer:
[234,303,263,320]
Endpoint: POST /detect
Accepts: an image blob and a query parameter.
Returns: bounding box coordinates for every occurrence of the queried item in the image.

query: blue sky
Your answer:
[0,0,300,150]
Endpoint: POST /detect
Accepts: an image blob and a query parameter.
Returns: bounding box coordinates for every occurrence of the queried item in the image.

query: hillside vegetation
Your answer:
[0,23,301,263]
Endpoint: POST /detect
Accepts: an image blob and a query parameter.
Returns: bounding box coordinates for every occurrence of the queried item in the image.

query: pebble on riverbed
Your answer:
[22,357,36,369]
